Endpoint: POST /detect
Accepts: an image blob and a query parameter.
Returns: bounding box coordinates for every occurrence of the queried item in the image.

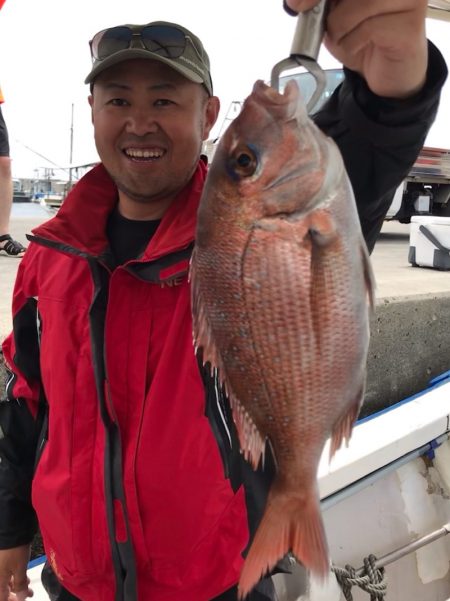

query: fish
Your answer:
[190,79,375,598]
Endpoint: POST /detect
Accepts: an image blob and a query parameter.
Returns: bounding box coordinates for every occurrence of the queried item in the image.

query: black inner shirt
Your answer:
[106,206,161,265]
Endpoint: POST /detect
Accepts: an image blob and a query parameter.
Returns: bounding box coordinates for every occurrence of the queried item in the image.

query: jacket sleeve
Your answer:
[0,250,45,549]
[313,40,448,252]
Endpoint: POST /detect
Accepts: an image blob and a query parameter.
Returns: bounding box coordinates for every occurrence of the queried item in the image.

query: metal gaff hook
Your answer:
[271,0,328,113]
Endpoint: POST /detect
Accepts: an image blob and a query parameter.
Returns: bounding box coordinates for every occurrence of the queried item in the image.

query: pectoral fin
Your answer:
[307,209,338,247]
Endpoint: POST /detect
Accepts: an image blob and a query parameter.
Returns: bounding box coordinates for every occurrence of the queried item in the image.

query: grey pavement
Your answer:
[371,220,450,298]
[1,203,54,342]
[1,203,449,416]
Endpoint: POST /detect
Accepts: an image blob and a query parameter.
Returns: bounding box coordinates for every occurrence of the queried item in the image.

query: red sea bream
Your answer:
[190,79,374,598]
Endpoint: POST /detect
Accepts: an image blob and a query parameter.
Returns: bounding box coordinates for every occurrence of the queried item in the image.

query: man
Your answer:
[0,88,27,257]
[0,0,26,258]
[0,2,447,600]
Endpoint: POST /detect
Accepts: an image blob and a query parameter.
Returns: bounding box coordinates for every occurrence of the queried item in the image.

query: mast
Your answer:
[69,103,74,189]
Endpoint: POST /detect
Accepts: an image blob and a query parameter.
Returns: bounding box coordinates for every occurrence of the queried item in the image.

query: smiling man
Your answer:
[89,58,219,221]
[0,9,447,601]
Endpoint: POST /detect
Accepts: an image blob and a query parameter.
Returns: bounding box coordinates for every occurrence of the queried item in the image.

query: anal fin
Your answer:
[329,388,363,460]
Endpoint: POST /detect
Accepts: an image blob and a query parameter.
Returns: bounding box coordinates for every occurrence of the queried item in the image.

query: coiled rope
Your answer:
[329,521,450,599]
[332,555,387,600]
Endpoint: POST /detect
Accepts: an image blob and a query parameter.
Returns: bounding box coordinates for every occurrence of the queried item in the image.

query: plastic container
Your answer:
[408,216,450,270]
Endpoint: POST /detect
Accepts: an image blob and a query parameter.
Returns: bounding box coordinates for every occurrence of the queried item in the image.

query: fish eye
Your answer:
[229,145,258,178]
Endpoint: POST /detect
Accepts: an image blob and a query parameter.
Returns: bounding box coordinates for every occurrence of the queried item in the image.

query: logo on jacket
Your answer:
[49,549,64,581]
[160,275,186,288]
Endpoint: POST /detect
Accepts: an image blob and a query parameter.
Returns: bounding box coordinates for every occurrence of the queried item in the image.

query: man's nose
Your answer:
[125,109,159,135]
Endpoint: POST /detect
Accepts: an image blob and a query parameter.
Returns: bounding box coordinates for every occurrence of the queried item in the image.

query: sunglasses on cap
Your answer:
[90,24,198,62]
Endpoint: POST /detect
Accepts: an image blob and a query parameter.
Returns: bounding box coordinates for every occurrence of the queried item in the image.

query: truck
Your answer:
[280,67,450,223]
[386,146,450,221]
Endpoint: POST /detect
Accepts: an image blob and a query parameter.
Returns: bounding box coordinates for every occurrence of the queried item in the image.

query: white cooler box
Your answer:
[409,216,450,270]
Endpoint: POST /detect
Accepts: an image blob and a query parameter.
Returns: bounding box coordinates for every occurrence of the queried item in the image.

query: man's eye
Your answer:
[154,99,174,107]
[109,98,128,106]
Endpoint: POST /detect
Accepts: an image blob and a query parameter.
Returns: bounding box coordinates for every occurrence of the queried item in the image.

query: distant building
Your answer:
[13,163,98,208]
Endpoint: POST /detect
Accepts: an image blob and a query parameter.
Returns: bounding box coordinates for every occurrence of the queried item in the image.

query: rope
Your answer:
[332,555,387,600]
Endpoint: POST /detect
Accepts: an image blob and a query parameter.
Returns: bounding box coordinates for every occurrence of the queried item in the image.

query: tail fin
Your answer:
[238,489,329,599]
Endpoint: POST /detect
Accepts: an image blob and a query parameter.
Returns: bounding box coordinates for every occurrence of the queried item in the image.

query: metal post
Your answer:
[356,523,450,576]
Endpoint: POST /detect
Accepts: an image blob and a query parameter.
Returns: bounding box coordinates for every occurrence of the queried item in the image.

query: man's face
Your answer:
[89,59,219,218]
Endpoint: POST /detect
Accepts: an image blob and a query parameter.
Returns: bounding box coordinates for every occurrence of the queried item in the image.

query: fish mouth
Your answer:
[251,79,302,123]
[122,147,166,162]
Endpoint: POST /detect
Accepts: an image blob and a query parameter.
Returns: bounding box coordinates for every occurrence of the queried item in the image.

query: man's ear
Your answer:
[88,94,94,124]
[202,96,220,141]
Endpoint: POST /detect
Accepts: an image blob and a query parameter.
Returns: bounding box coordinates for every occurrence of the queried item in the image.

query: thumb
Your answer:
[284,0,320,14]
[10,574,33,600]
[11,591,33,601]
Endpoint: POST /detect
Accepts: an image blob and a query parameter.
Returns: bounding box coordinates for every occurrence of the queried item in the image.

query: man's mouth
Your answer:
[124,148,166,161]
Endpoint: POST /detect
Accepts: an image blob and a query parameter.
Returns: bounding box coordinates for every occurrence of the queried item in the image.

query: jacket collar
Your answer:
[31,160,208,260]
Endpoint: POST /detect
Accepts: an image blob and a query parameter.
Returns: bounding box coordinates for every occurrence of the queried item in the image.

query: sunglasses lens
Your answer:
[141,25,186,58]
[93,26,133,60]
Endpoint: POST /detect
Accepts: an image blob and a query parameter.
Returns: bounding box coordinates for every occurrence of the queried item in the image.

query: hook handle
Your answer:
[290,0,328,61]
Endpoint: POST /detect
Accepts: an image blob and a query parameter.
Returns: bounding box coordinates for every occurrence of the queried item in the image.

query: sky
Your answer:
[0,1,449,180]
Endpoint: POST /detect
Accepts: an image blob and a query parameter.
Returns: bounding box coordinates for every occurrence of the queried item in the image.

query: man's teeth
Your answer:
[125,149,164,159]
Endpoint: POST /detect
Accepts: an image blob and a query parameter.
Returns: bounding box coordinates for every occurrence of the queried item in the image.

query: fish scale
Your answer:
[191,78,374,598]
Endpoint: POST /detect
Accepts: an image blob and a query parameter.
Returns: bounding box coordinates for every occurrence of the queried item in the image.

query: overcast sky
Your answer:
[0,1,449,179]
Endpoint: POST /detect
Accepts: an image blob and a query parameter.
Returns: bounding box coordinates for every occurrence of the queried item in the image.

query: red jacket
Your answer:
[2,161,249,600]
